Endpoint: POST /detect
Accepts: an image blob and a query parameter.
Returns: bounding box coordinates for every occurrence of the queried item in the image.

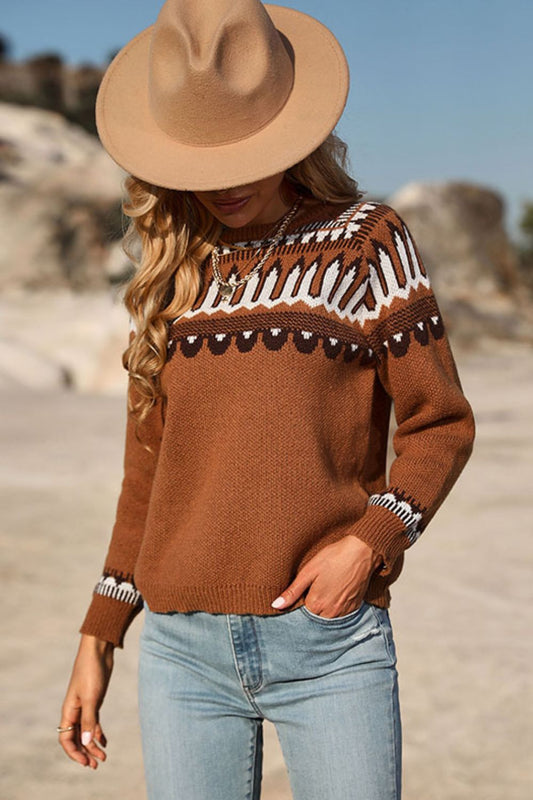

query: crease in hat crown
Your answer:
[148,0,296,147]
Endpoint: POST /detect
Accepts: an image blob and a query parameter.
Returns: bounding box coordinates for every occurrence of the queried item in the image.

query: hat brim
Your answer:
[95,5,349,191]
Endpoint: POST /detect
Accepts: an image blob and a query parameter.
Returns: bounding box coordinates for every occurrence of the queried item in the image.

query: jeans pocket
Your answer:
[300,600,369,626]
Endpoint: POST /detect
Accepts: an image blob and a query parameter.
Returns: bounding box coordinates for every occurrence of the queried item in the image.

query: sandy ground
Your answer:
[1,340,532,800]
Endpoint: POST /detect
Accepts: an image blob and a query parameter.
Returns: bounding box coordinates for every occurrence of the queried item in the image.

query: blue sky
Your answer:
[2,0,531,239]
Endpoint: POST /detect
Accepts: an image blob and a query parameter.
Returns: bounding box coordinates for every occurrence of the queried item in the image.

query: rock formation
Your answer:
[388,182,533,344]
[0,101,128,292]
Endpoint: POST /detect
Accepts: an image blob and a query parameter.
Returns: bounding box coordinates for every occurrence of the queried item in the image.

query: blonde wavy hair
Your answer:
[120,131,365,446]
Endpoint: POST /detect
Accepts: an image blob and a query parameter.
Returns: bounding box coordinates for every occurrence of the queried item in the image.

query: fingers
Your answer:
[271,565,315,609]
[57,710,89,768]
[81,721,108,767]
[58,698,107,770]
[80,709,107,768]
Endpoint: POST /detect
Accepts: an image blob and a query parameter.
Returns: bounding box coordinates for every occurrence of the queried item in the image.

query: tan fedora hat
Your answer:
[95,0,349,191]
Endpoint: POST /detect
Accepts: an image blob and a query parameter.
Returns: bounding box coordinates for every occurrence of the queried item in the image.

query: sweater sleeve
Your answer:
[347,204,475,576]
[79,329,165,647]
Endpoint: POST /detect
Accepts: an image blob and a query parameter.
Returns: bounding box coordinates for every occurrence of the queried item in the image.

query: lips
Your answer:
[213,196,251,213]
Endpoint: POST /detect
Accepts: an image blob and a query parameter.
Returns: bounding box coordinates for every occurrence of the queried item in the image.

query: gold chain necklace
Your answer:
[211,196,303,304]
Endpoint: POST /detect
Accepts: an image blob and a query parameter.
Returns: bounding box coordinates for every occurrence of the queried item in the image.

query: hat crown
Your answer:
[148,0,295,146]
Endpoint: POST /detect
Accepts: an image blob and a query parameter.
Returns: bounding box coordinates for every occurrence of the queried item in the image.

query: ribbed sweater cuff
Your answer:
[346,504,410,577]
[79,593,143,649]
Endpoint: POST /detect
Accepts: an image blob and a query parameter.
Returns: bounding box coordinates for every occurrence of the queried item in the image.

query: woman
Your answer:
[58,1,475,798]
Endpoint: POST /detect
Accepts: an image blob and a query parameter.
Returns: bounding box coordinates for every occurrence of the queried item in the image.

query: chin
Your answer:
[214,209,258,228]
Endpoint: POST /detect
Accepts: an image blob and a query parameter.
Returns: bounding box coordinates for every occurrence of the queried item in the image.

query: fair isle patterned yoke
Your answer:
[166,200,442,365]
[81,199,475,647]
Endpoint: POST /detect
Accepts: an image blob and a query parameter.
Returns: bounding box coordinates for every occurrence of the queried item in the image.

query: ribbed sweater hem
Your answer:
[138,581,391,615]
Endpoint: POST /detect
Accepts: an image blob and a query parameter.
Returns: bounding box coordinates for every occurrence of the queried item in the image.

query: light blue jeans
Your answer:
[138,598,402,800]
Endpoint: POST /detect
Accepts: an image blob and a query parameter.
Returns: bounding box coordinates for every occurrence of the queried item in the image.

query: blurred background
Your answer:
[0,1,532,799]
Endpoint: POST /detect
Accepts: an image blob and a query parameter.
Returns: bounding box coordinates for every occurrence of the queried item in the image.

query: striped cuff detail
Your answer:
[94,572,143,606]
[367,491,424,545]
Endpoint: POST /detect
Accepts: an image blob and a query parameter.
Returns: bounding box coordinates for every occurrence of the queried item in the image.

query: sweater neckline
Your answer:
[218,198,357,247]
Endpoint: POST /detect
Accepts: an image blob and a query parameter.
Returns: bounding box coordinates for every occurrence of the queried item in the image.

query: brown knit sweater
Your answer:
[79,199,475,647]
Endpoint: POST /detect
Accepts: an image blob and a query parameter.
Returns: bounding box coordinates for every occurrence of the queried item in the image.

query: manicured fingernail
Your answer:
[81,731,92,746]
[271,596,285,608]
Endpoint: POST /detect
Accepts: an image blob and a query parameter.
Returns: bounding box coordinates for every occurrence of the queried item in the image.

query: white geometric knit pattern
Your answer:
[368,492,423,544]
[94,574,142,606]
[359,224,430,325]
[172,202,430,329]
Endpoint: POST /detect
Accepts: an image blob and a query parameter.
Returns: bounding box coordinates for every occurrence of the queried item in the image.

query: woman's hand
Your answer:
[57,634,115,769]
[271,535,383,617]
